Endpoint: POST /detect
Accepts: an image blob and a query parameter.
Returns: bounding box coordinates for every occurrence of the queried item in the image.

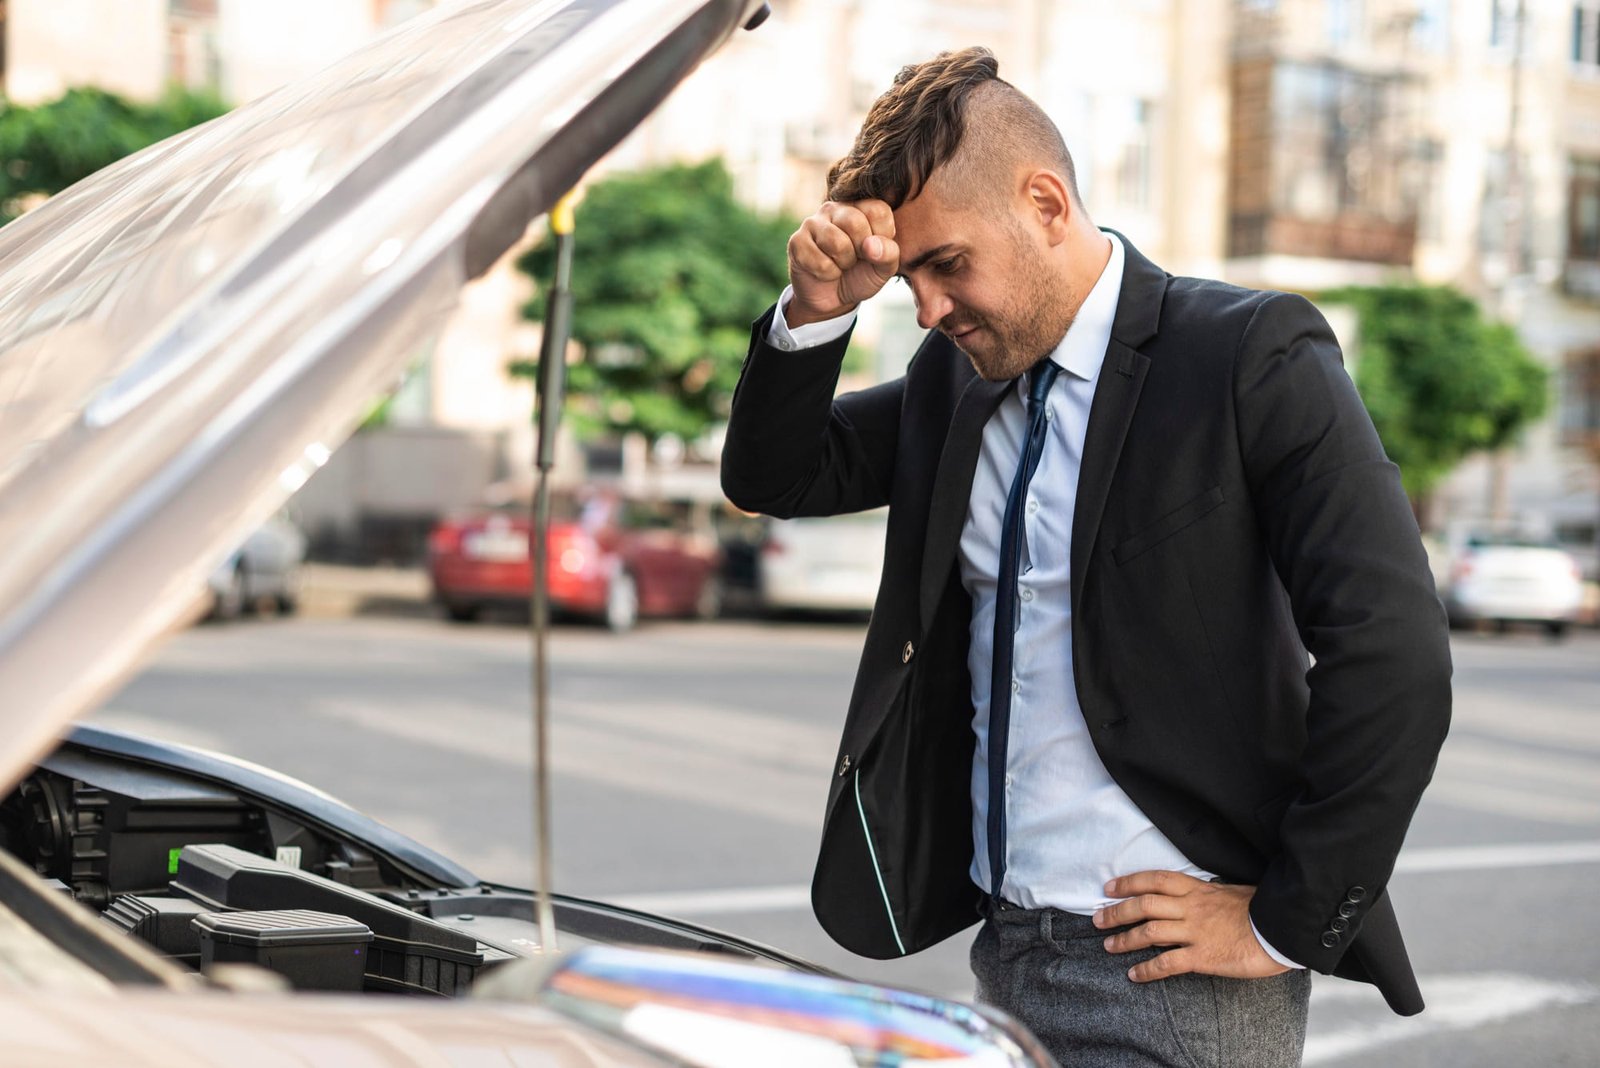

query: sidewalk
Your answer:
[298,563,433,620]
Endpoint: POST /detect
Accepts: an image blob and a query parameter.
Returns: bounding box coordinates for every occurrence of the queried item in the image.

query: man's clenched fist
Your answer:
[785,199,901,327]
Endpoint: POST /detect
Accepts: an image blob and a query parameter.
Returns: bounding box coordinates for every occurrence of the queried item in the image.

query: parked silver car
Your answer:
[205,514,307,619]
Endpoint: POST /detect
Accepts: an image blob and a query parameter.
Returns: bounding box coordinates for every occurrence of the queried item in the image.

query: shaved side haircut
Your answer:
[826,47,1080,212]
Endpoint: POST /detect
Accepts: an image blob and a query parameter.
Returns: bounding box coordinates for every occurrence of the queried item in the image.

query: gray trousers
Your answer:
[971,904,1310,1068]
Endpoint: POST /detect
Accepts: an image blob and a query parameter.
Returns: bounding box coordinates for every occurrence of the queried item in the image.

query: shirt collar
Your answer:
[1042,230,1124,384]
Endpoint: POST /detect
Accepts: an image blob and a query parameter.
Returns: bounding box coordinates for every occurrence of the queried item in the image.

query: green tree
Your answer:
[514,159,810,444]
[1323,284,1549,502]
[0,86,230,223]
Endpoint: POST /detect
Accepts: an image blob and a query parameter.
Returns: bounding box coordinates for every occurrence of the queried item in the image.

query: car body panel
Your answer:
[760,509,888,613]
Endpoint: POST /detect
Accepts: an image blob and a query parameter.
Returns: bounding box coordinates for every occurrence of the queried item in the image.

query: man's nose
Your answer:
[913,284,953,331]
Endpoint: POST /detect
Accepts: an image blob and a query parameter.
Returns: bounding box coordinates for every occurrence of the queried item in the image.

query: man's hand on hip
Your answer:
[1094,870,1291,982]
[785,199,899,327]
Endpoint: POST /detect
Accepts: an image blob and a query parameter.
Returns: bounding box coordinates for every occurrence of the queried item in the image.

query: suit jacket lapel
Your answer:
[919,374,1008,633]
[1070,232,1166,620]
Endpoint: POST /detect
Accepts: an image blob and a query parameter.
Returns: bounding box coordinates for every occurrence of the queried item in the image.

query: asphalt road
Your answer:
[90,612,1600,1066]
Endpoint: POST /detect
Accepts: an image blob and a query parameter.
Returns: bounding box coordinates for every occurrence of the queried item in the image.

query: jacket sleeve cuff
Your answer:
[769,285,857,350]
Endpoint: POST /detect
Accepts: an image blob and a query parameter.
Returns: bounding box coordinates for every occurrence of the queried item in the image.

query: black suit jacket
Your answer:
[720,233,1452,1016]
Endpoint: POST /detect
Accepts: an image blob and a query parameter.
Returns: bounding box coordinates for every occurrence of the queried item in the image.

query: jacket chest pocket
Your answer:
[1111,485,1226,566]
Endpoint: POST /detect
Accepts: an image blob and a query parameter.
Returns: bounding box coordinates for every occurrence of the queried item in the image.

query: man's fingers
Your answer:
[863,235,900,274]
[1103,920,1187,954]
[1127,948,1193,984]
[1093,893,1184,928]
[821,201,874,249]
[854,198,896,238]
[788,231,842,281]
[1105,870,1199,899]
[805,217,858,270]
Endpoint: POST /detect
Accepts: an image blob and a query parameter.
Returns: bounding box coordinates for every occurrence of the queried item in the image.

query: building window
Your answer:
[1575,4,1600,67]
[1412,0,1451,53]
[1326,0,1365,47]
[1572,158,1600,262]
[1114,99,1155,209]
[1270,61,1417,222]
[1489,0,1520,49]
[168,0,221,90]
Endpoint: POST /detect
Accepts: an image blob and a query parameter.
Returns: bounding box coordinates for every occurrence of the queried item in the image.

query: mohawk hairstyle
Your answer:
[825,47,1078,212]
[826,47,1001,208]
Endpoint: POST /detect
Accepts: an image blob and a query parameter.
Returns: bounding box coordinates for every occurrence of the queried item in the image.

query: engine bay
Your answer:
[0,731,805,994]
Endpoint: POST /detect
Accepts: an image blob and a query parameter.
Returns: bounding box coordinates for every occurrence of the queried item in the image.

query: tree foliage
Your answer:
[0,86,230,222]
[1323,284,1549,499]
[515,159,800,444]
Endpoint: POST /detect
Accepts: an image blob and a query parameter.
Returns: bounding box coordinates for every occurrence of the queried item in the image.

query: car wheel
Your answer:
[274,592,299,616]
[605,572,639,633]
[445,602,480,623]
[1545,621,1568,640]
[693,574,724,621]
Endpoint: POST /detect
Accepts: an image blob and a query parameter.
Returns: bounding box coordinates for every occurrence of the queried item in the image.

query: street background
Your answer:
[90,573,1600,1067]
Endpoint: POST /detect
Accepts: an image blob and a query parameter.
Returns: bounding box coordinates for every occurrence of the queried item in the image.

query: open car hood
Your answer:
[0,0,767,795]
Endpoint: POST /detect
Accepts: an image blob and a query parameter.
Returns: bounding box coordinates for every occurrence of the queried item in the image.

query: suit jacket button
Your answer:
[1330,917,1349,933]
[1338,902,1358,918]
[837,754,852,777]
[1321,931,1339,948]
[1346,886,1366,902]
[901,641,915,663]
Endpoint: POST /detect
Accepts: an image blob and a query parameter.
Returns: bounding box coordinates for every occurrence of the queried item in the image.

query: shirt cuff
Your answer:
[767,284,857,350]
[1251,919,1306,970]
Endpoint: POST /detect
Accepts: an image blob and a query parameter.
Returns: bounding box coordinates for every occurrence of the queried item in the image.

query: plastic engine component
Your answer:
[194,909,372,991]
[101,894,212,965]
[171,844,504,995]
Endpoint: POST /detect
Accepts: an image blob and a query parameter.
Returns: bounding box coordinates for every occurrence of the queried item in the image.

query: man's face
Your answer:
[892,181,1075,382]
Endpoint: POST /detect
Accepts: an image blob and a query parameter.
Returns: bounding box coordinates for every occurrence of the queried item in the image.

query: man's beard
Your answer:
[942,247,1077,382]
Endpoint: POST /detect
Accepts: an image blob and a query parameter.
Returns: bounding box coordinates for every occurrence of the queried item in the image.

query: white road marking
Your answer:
[610,885,813,916]
[1395,839,1600,873]
[1304,973,1597,1065]
[1424,778,1600,825]
[614,838,1600,917]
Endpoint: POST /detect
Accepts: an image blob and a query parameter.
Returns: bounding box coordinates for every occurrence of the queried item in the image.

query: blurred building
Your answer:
[3,0,1596,556]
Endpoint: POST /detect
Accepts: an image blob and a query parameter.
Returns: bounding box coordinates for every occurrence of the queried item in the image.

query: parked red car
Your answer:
[427,491,723,630]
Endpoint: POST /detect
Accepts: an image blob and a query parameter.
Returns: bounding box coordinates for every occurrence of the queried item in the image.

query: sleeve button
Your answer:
[1321,931,1340,948]
[1338,902,1358,918]
[1346,886,1366,902]
[1330,918,1349,933]
[901,641,915,663]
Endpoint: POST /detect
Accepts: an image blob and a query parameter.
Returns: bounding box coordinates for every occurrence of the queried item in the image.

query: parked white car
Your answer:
[759,508,887,614]
[1443,531,1585,637]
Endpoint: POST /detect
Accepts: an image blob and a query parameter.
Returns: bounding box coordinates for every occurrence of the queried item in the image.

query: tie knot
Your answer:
[1027,359,1061,410]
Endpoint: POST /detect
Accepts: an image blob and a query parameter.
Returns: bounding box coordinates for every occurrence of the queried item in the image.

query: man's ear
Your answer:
[1025,170,1073,246]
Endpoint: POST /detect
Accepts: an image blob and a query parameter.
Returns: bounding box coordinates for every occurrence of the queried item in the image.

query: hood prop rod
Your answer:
[529,192,577,957]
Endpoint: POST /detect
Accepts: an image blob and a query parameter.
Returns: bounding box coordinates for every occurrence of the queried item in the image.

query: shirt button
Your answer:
[1005,775,1013,788]
[1026,499,1039,515]
[774,336,792,350]
[1020,588,1034,603]
[1011,679,1019,694]
[1044,407,1055,421]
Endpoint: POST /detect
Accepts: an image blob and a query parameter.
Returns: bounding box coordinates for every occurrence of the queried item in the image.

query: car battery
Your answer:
[193,909,373,991]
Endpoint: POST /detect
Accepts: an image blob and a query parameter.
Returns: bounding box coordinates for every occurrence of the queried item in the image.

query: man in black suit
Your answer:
[721,47,1451,1067]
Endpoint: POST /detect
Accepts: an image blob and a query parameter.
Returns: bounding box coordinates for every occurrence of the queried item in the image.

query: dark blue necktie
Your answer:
[987,358,1061,901]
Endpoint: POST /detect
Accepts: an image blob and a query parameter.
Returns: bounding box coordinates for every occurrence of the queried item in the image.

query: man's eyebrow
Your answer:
[896,243,959,277]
